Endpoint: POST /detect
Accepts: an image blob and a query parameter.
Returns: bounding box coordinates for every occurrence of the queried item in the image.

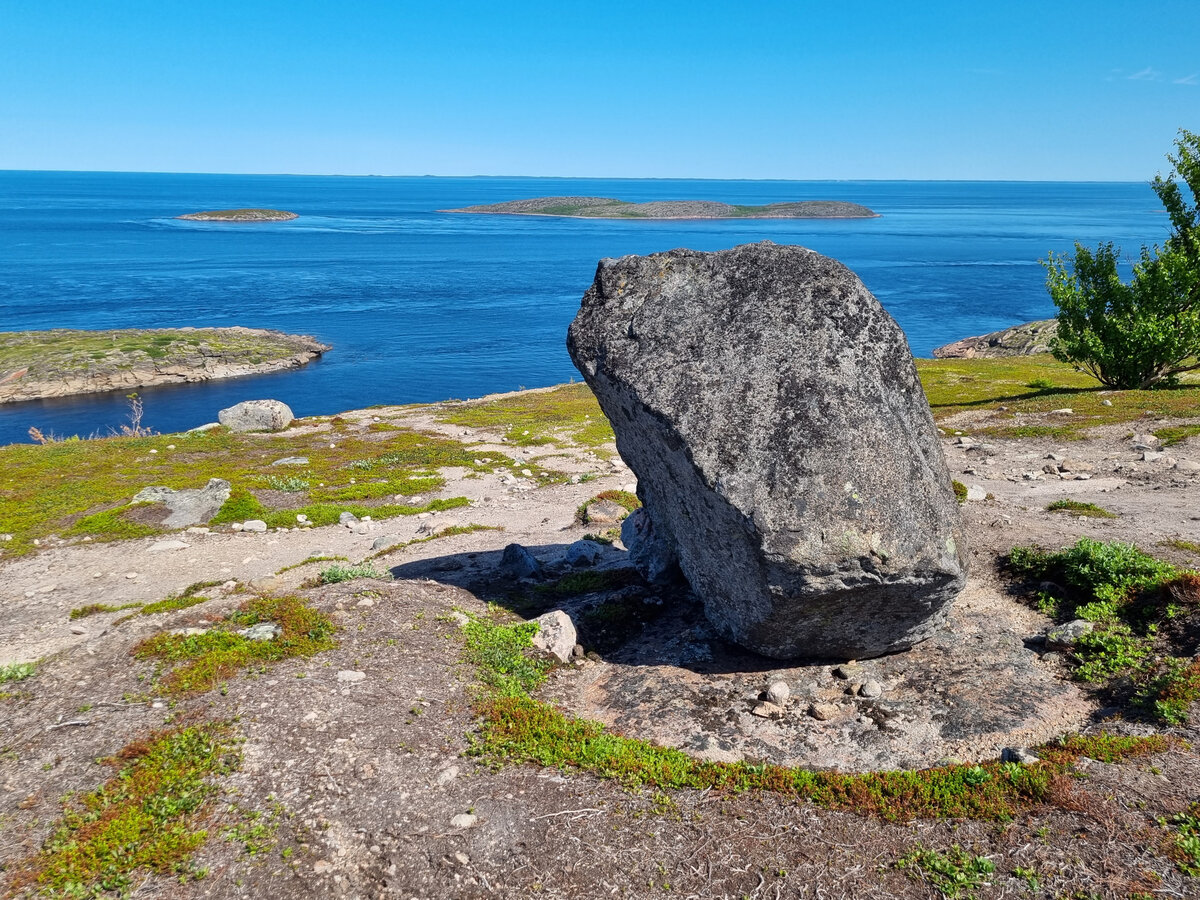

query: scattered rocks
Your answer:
[567,242,967,659]
[218,399,294,433]
[808,702,841,721]
[751,701,784,718]
[132,478,231,527]
[499,543,542,580]
[531,610,577,663]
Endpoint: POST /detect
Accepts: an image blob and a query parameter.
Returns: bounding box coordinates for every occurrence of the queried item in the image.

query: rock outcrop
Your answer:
[568,242,967,660]
[218,399,294,433]
[132,478,231,527]
[932,319,1057,358]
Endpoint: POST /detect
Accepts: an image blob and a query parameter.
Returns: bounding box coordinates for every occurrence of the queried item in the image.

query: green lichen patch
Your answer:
[132,595,337,696]
[4,722,238,898]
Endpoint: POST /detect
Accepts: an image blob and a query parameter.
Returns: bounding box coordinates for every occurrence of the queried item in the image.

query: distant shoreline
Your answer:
[177,208,298,222]
[444,196,879,220]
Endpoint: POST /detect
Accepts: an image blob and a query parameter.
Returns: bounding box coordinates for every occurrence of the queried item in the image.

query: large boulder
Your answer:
[218,399,294,433]
[567,242,967,660]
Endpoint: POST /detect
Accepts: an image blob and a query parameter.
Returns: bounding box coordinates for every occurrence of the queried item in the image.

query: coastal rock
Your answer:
[620,508,680,584]
[132,478,231,527]
[218,399,294,433]
[932,319,1058,358]
[567,242,967,659]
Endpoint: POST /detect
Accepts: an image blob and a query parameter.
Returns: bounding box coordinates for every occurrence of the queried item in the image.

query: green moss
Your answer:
[70,602,142,620]
[460,614,1168,822]
[435,383,614,448]
[260,496,469,529]
[133,595,337,696]
[140,581,225,616]
[1154,424,1200,447]
[1163,538,1200,556]
[210,487,267,525]
[1163,803,1200,876]
[952,480,968,503]
[64,504,162,542]
[1046,499,1117,518]
[6,722,238,898]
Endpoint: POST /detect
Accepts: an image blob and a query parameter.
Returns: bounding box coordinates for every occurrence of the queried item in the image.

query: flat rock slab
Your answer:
[543,579,1091,772]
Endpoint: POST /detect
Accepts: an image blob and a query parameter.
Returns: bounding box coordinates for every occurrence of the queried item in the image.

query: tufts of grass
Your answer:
[132,595,337,696]
[895,845,996,899]
[0,661,36,683]
[316,562,386,585]
[6,722,238,898]
[1162,538,1200,556]
[459,614,1170,822]
[1162,803,1200,877]
[434,383,615,448]
[364,522,503,560]
[140,581,225,616]
[70,602,142,620]
[1155,424,1200,447]
[260,496,469,530]
[262,474,309,492]
[210,487,267,525]
[533,568,638,598]
[952,480,968,503]
[276,554,348,574]
[64,504,163,542]
[1046,499,1117,518]
[1010,539,1200,722]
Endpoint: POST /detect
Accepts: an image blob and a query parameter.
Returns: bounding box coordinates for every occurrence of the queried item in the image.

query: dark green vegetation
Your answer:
[5,722,238,898]
[461,612,1169,821]
[1009,539,1200,723]
[0,417,501,556]
[138,581,226,617]
[177,209,297,221]
[895,845,996,899]
[133,595,337,696]
[1044,129,1200,389]
[952,480,968,503]
[1046,499,1117,518]
[1164,803,1200,876]
[0,328,325,402]
[446,196,878,219]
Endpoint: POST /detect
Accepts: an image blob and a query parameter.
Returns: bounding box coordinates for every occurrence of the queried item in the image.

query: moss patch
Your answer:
[1046,499,1117,518]
[5,722,238,898]
[133,595,337,696]
[434,383,614,448]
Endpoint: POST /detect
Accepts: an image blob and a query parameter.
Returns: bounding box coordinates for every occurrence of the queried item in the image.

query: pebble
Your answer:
[242,520,268,533]
[355,598,375,608]
[765,680,790,705]
[859,679,883,699]
[70,625,86,635]
[313,860,332,874]
[147,539,190,553]
[239,623,282,642]
[1001,747,1040,765]
[750,701,783,718]
[832,664,858,680]
[450,813,478,829]
[808,702,840,721]
[336,670,366,683]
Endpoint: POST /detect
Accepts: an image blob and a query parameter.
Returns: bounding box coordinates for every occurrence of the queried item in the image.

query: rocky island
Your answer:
[177,208,298,222]
[0,326,330,403]
[445,196,878,219]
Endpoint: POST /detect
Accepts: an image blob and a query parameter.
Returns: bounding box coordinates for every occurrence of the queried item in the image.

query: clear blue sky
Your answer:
[1,0,1197,180]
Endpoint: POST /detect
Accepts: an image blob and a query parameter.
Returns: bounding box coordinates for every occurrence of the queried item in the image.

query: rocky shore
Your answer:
[933,318,1058,358]
[0,326,330,403]
[176,208,298,221]
[446,196,879,219]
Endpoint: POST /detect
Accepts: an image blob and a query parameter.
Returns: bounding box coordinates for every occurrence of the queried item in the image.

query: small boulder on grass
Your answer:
[218,399,294,433]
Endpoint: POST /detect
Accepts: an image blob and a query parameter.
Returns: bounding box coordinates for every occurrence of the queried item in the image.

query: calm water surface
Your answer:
[0,172,1171,445]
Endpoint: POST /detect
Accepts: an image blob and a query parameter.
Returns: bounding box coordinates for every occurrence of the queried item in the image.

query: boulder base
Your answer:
[567,242,967,659]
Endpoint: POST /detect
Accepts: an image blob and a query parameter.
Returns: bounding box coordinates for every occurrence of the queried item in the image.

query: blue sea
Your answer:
[0,172,1173,446]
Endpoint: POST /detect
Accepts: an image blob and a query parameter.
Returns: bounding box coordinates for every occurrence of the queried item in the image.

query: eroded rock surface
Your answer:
[567,242,967,659]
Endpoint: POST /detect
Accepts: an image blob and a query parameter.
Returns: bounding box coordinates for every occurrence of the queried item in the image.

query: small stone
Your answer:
[1143,450,1165,462]
[239,623,282,642]
[124,572,138,580]
[1050,408,1074,415]
[70,625,86,635]
[339,511,359,527]
[272,456,309,466]
[1001,747,1040,765]
[765,680,790,705]
[859,679,883,699]
[499,543,542,580]
[1100,398,1113,406]
[965,485,987,501]
[296,514,309,523]
[337,670,366,683]
[242,520,267,533]
[564,540,602,567]
[808,702,840,721]
[531,610,577,663]
[450,813,478,829]
[313,860,332,874]
[1046,619,1094,646]
[355,597,375,608]
[832,664,858,680]
[1175,458,1200,474]
[454,851,471,865]
[147,539,190,553]
[231,522,243,532]
[751,701,783,718]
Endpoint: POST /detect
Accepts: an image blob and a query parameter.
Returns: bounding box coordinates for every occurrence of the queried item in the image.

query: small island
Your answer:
[0,327,330,403]
[177,208,298,222]
[444,196,879,219]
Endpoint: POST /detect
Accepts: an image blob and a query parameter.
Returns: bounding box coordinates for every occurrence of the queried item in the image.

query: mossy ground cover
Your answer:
[1010,539,1200,723]
[4,721,238,899]
[915,353,1200,439]
[132,595,337,696]
[0,421,499,556]
[460,611,1169,822]
[434,382,614,447]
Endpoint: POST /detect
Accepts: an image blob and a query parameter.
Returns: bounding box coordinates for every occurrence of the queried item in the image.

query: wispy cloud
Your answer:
[1128,67,1162,81]
[1174,73,1199,85]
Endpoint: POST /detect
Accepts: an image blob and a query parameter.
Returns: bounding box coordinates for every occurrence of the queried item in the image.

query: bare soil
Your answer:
[2,396,1200,898]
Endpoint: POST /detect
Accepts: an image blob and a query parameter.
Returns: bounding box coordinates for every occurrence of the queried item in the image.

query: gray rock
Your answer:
[859,679,883,699]
[808,702,840,721]
[1046,619,1094,647]
[187,422,221,433]
[765,680,790,705]
[371,535,398,551]
[568,242,967,659]
[239,623,282,641]
[450,813,478,829]
[271,456,309,466]
[336,670,366,683]
[532,610,577,663]
[218,399,294,433]
[499,543,542,580]
[1059,457,1094,473]
[965,485,987,501]
[580,498,629,526]
[751,701,783,718]
[338,511,359,527]
[133,478,231,527]
[1143,450,1166,462]
[620,508,680,584]
[241,519,268,534]
[147,539,190,553]
[1001,747,1040,765]
[1174,458,1200,474]
[564,540,602,568]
